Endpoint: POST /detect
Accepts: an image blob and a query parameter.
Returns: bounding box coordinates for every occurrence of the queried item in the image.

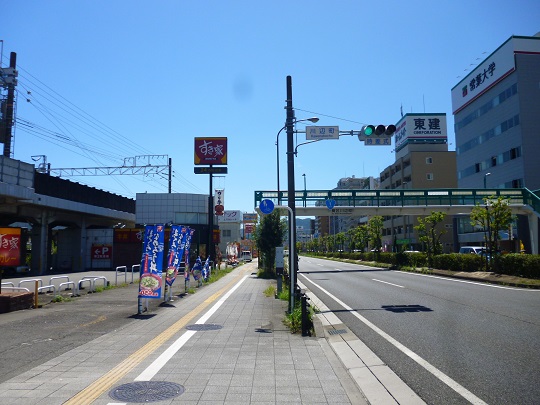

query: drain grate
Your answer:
[328,329,347,335]
[109,381,184,403]
[186,323,223,331]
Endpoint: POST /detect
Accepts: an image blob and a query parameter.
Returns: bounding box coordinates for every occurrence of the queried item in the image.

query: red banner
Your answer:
[0,228,21,266]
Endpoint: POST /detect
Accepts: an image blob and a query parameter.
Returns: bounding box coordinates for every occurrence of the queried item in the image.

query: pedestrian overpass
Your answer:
[254,188,540,254]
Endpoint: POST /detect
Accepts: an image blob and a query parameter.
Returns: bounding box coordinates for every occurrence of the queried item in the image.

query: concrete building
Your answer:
[379,113,457,252]
[451,34,540,251]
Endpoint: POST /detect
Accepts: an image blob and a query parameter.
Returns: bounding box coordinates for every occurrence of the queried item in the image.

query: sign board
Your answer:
[451,36,540,114]
[194,137,228,165]
[217,210,241,223]
[0,227,21,266]
[362,137,392,146]
[259,199,274,214]
[243,213,258,223]
[92,244,112,260]
[244,224,254,234]
[276,247,285,269]
[306,126,339,140]
[394,113,447,152]
[194,167,228,174]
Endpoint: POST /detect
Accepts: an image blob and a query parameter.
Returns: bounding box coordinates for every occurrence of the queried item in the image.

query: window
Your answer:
[222,229,231,237]
[427,173,434,181]
[426,157,433,164]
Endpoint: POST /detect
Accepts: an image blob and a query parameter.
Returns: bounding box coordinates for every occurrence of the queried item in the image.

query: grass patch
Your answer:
[51,295,71,303]
[263,285,276,297]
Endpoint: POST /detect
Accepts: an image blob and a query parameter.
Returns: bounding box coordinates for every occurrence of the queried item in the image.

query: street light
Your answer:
[276,117,318,205]
[484,172,491,189]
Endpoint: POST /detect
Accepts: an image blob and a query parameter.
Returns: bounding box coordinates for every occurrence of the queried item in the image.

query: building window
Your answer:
[427,173,434,181]
[222,229,231,237]
[426,157,433,164]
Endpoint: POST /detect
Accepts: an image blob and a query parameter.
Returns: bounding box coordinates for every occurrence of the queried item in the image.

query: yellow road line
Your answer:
[64,268,250,405]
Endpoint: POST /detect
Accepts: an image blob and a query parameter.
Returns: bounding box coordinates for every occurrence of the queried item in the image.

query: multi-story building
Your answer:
[379,113,457,252]
[451,34,540,251]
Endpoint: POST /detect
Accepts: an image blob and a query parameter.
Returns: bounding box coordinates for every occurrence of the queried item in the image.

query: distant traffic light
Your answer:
[361,124,396,136]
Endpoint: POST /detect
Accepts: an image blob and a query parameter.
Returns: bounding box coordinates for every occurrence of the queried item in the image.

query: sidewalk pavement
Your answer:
[0,262,383,405]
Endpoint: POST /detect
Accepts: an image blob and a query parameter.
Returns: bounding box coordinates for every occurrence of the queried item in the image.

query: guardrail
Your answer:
[115,266,128,285]
[19,278,43,290]
[1,286,30,293]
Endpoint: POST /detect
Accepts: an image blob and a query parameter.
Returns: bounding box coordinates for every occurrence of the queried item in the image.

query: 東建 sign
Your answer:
[194,137,228,165]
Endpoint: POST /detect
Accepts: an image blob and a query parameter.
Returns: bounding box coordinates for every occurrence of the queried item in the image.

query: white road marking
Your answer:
[133,275,249,382]
[372,279,404,288]
[301,274,488,405]
[395,270,539,291]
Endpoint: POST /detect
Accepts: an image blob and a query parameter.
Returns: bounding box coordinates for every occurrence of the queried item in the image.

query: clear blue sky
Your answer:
[3,1,539,215]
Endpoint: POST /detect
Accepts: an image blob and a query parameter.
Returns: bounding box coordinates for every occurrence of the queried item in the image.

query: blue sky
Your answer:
[2,1,539,215]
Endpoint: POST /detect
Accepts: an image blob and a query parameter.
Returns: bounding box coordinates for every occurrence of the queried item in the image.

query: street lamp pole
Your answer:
[302,174,306,207]
[276,117,318,205]
[484,172,491,189]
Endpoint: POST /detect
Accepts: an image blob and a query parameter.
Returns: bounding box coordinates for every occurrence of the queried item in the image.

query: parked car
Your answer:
[458,246,485,255]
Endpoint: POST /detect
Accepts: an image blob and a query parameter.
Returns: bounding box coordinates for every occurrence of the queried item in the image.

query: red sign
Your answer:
[92,244,112,260]
[114,229,144,243]
[194,137,228,165]
[244,224,254,234]
[0,228,21,266]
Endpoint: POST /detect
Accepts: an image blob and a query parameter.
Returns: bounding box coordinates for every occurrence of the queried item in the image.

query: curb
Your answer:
[300,280,426,405]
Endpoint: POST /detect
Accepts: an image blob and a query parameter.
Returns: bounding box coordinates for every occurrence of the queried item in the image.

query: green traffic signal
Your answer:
[363,125,375,136]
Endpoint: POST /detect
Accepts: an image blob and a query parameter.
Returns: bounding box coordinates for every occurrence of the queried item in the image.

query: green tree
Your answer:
[252,209,287,275]
[470,196,512,271]
[414,211,446,267]
[367,216,384,252]
[335,232,345,252]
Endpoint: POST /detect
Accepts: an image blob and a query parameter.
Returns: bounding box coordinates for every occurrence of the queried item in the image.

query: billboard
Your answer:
[451,36,540,114]
[243,213,258,223]
[394,113,447,152]
[217,210,242,223]
[0,228,21,266]
[194,137,228,165]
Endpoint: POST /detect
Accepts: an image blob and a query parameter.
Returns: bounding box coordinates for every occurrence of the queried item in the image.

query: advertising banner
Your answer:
[217,210,241,223]
[194,137,228,165]
[0,228,21,266]
[184,228,195,280]
[138,225,165,299]
[214,189,224,216]
[165,225,188,287]
[394,113,447,152]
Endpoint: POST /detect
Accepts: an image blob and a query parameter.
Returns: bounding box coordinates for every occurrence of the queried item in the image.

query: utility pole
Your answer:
[2,52,17,157]
[286,76,298,309]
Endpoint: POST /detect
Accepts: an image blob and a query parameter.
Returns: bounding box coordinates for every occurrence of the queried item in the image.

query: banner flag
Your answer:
[202,256,210,281]
[192,256,202,281]
[165,225,187,287]
[184,228,195,280]
[138,224,165,299]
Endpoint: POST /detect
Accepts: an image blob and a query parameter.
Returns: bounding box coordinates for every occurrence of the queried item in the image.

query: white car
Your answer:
[240,251,252,262]
[458,246,485,255]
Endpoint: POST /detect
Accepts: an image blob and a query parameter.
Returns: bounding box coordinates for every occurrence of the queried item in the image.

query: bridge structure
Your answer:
[254,188,540,254]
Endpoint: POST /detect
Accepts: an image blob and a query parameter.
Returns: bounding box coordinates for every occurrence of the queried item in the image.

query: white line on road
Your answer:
[372,279,404,288]
[395,270,539,291]
[301,274,488,405]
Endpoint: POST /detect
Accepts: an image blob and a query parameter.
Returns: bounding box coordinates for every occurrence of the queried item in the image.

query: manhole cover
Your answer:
[109,381,184,403]
[186,323,223,331]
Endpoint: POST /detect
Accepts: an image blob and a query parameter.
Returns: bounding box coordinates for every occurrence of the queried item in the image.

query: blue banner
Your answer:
[138,224,165,299]
[165,226,188,287]
[184,228,195,280]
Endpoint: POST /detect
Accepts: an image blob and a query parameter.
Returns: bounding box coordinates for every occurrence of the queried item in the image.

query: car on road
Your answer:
[458,246,486,255]
[240,251,252,262]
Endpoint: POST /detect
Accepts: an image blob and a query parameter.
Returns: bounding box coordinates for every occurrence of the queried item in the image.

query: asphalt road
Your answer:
[299,256,540,405]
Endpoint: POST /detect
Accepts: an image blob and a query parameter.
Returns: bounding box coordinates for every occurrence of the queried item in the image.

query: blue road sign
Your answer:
[259,199,275,214]
[326,199,336,209]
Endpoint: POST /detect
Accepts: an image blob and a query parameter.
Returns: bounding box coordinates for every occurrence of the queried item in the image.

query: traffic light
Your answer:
[361,124,396,136]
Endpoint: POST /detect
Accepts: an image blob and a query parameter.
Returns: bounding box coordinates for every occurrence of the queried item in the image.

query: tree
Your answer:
[367,216,384,252]
[470,196,512,271]
[335,232,345,252]
[252,209,287,275]
[414,211,446,267]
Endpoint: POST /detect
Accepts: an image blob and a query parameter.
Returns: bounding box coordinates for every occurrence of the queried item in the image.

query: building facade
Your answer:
[451,34,540,251]
[379,113,457,252]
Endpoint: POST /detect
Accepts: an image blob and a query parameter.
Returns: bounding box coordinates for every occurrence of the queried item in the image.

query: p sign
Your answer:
[92,244,112,260]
